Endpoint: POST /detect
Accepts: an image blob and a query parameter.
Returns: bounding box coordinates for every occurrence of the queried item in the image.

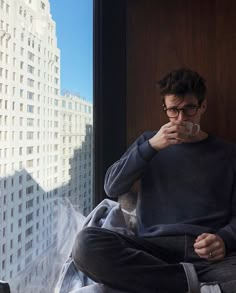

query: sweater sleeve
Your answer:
[216,144,236,254]
[104,132,157,197]
[216,188,236,254]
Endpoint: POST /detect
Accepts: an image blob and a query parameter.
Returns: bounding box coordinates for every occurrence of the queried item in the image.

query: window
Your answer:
[27,118,34,126]
[26,185,33,195]
[27,65,34,74]
[25,226,33,237]
[41,1,45,10]
[19,117,23,126]
[25,239,33,251]
[27,132,34,140]
[18,190,22,198]
[26,174,32,181]
[26,146,33,154]
[28,51,34,61]
[18,204,22,213]
[26,199,33,209]
[0,1,93,289]
[27,78,34,87]
[27,105,34,113]
[27,91,34,100]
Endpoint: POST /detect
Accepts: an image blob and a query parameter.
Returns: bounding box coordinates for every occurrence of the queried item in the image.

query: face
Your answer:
[164,94,207,124]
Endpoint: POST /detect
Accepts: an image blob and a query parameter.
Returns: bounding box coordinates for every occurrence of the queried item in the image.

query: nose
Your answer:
[176,110,186,121]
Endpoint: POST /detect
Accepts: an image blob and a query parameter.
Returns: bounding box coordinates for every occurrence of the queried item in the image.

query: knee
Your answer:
[72,227,95,264]
[72,227,120,271]
[73,227,113,269]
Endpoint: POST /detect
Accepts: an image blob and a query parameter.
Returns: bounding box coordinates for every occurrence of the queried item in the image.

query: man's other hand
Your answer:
[194,233,226,261]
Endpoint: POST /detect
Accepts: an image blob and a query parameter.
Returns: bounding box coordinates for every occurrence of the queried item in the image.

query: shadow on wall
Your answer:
[0,124,93,293]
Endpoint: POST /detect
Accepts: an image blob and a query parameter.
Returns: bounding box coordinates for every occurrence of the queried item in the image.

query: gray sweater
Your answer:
[104,132,236,253]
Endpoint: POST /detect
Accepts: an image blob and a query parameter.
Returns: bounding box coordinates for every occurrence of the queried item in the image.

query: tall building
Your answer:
[60,94,93,216]
[0,0,61,283]
[0,0,93,291]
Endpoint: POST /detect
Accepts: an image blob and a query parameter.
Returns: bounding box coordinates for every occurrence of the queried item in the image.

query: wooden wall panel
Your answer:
[126,0,236,145]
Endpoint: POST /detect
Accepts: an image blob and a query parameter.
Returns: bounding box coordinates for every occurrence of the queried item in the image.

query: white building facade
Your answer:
[60,94,93,216]
[0,0,93,291]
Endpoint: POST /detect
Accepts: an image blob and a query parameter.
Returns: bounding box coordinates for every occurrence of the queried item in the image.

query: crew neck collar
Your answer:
[180,133,212,146]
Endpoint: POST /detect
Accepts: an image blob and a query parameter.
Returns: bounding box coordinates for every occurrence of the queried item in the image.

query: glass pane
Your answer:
[0,0,93,292]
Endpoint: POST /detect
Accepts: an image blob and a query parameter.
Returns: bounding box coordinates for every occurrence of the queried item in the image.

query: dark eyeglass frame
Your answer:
[163,104,200,118]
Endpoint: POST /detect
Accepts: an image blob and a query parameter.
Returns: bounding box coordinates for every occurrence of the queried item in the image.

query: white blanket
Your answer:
[55,199,135,293]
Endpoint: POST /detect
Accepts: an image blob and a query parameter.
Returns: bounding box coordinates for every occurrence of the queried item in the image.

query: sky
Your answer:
[49,0,93,102]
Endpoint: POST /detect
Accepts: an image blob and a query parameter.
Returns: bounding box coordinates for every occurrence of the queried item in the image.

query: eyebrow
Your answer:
[168,103,197,108]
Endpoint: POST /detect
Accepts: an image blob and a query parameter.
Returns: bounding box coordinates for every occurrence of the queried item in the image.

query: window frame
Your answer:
[93,0,127,204]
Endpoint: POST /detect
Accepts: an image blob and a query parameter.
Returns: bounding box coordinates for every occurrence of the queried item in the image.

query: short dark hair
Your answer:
[157,68,207,105]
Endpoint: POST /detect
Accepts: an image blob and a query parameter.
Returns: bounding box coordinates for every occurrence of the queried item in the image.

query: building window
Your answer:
[26,146,33,154]
[28,51,34,61]
[27,105,34,113]
[41,1,45,10]
[26,160,33,168]
[27,78,34,87]
[27,65,34,74]
[26,213,33,224]
[27,91,34,100]
[27,118,34,126]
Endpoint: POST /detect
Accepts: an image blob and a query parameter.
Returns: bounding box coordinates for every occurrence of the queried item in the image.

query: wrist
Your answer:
[148,138,161,151]
[138,140,157,161]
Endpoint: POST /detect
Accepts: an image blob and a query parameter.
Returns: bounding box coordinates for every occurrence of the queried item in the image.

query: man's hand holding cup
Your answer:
[149,121,200,151]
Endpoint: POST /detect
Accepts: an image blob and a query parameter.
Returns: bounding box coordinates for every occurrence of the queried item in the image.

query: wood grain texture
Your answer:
[126,0,236,145]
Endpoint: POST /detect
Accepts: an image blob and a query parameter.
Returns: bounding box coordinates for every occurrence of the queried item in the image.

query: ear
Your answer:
[200,99,207,113]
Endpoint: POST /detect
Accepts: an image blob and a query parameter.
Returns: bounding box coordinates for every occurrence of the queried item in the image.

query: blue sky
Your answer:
[50,0,93,102]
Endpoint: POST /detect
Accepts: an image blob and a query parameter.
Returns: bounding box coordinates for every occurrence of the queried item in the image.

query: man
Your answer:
[72,69,236,293]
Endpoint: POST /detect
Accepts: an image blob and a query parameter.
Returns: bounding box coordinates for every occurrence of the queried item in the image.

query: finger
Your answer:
[162,122,176,129]
[194,240,224,257]
[195,250,210,259]
[163,121,188,129]
[166,131,189,141]
[194,234,215,249]
[195,233,209,242]
[196,248,225,261]
[168,139,183,145]
[194,234,226,260]
[194,245,212,258]
[208,249,225,261]
[165,125,188,134]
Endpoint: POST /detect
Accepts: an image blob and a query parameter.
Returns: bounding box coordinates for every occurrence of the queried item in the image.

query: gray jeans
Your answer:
[147,235,236,293]
[72,227,236,293]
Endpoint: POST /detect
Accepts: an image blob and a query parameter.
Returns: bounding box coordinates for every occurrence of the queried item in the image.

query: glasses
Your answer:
[163,105,200,118]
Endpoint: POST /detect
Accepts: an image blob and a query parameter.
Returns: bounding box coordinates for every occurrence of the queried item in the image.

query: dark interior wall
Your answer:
[126,0,236,145]
[94,0,236,201]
